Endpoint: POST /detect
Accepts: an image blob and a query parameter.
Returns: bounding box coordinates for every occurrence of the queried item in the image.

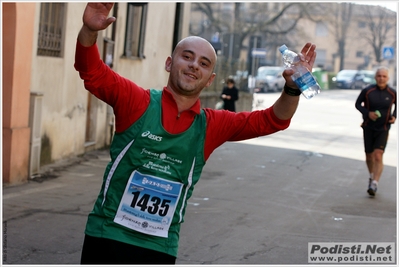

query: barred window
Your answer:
[124,3,148,59]
[37,3,65,57]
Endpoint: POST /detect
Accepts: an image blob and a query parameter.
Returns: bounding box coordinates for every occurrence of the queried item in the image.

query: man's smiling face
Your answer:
[165,36,217,97]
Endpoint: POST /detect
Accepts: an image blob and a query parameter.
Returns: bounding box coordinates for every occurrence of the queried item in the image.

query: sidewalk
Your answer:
[3,149,111,264]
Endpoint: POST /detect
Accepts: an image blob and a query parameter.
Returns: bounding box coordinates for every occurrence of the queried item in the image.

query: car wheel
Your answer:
[350,83,357,89]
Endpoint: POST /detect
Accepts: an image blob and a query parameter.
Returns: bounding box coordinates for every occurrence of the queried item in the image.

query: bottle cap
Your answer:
[279,44,288,54]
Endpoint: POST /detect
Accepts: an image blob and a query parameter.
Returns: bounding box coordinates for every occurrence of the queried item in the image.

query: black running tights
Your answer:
[80,234,176,264]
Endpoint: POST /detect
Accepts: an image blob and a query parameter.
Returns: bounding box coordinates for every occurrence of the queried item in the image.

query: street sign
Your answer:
[382,46,395,60]
[251,48,267,58]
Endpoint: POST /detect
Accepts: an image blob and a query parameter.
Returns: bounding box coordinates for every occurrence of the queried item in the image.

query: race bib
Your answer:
[114,170,183,238]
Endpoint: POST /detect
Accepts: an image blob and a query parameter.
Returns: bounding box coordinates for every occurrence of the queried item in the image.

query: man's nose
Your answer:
[188,60,199,70]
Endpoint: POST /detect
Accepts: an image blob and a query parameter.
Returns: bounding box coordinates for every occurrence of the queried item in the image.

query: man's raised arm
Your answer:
[78,3,116,47]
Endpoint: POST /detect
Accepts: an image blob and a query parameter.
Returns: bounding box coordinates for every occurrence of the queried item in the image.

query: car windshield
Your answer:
[337,70,357,79]
[257,68,281,77]
[361,71,376,83]
[362,71,375,78]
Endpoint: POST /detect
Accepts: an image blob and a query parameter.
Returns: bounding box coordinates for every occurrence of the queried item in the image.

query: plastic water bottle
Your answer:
[279,44,320,99]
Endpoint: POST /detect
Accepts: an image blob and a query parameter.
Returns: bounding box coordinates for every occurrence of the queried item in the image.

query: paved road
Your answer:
[249,89,397,167]
[177,90,397,264]
[2,89,397,265]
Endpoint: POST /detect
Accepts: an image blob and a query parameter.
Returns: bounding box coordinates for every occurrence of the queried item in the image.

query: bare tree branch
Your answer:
[358,5,396,63]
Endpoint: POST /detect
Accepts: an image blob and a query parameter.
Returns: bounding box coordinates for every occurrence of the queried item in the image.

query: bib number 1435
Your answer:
[130,191,171,216]
[114,170,183,238]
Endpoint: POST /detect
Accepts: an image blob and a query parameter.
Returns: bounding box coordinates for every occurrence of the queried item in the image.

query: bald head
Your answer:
[172,36,217,69]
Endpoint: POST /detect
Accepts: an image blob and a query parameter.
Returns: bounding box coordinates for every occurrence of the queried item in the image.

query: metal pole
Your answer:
[251,36,257,78]
[229,33,234,60]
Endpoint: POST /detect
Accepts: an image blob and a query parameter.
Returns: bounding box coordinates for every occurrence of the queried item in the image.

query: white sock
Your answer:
[372,180,378,186]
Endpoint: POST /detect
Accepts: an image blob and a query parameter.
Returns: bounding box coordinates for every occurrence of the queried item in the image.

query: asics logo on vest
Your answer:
[141,131,163,142]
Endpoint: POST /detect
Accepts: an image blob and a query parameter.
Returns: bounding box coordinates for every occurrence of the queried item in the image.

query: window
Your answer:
[314,49,326,67]
[315,21,328,37]
[356,51,364,58]
[222,3,234,12]
[272,2,281,11]
[124,3,148,58]
[37,3,65,57]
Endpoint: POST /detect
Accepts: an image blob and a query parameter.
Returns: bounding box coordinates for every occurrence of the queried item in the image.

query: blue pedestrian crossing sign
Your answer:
[382,46,395,60]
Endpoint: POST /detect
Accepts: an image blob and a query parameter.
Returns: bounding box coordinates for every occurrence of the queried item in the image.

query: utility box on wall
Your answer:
[29,92,43,177]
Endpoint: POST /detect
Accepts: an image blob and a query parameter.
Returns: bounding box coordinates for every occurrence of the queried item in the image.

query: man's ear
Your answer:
[165,56,172,72]
[205,73,217,88]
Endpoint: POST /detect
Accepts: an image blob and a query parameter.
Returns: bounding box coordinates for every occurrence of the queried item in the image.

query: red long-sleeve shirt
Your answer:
[74,41,290,160]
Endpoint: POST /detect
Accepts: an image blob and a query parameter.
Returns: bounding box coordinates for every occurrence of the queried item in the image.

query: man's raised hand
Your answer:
[83,3,116,32]
[282,43,317,89]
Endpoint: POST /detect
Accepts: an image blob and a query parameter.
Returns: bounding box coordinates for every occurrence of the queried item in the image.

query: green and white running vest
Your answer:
[85,89,207,257]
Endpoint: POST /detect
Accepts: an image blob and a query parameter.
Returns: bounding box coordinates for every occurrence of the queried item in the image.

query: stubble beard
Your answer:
[178,82,201,96]
[174,73,205,97]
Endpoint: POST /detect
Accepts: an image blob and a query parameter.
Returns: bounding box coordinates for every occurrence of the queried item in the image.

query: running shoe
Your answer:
[367,181,377,196]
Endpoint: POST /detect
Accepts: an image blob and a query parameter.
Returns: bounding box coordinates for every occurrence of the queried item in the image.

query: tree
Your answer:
[330,3,353,71]
[190,2,312,62]
[358,5,396,64]
[189,2,321,91]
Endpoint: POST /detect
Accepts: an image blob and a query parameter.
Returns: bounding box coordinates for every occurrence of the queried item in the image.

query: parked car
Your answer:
[357,70,377,88]
[254,66,285,92]
[333,69,376,89]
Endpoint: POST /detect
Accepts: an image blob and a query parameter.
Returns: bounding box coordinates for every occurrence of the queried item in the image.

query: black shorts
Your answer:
[363,128,389,153]
[81,234,176,264]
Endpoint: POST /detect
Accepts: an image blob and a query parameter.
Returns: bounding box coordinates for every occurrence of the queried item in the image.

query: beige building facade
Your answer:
[3,2,191,185]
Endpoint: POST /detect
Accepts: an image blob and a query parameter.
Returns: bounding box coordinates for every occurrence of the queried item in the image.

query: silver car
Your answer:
[333,69,376,89]
[255,66,285,92]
